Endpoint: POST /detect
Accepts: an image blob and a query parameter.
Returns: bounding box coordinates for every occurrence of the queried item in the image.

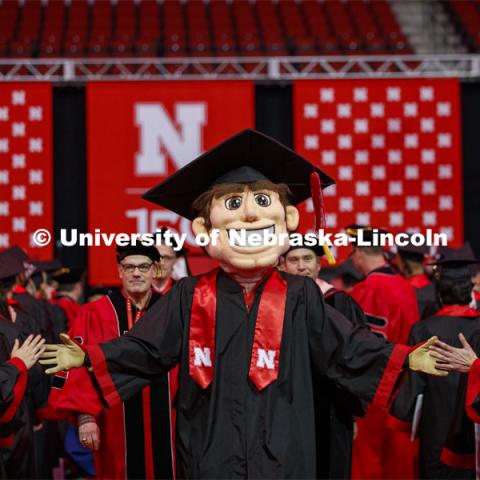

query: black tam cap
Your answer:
[52,267,84,285]
[116,243,160,263]
[143,129,335,220]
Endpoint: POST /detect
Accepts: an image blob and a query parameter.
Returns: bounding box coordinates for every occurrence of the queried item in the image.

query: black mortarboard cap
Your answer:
[116,243,160,263]
[430,242,478,267]
[396,233,429,257]
[31,259,62,273]
[344,224,390,244]
[0,249,24,280]
[430,242,479,281]
[53,267,84,284]
[286,234,325,257]
[143,129,335,220]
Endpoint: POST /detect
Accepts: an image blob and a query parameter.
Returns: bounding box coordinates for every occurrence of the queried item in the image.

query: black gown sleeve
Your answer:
[440,331,480,472]
[305,278,410,408]
[388,323,428,433]
[87,281,185,406]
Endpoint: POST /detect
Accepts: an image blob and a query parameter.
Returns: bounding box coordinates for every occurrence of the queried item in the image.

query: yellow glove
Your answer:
[409,336,448,377]
[39,333,86,375]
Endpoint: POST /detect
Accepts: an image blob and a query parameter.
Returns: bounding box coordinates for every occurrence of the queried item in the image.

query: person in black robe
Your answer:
[40,129,444,479]
[46,242,175,479]
[389,245,480,478]
[396,236,441,320]
[0,324,45,479]
[0,247,53,342]
[282,235,366,479]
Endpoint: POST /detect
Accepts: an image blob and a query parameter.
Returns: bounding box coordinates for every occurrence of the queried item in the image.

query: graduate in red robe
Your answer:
[41,129,443,479]
[51,268,84,329]
[345,225,421,479]
[47,243,175,479]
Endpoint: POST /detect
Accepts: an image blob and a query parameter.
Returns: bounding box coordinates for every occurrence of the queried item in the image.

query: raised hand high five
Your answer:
[429,333,478,373]
[11,334,46,369]
[39,333,86,374]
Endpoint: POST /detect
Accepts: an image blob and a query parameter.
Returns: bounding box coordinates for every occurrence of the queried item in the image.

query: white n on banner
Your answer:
[135,102,207,175]
[87,80,254,283]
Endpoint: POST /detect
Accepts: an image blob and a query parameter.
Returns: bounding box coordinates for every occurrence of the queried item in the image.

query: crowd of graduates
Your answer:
[0,226,480,479]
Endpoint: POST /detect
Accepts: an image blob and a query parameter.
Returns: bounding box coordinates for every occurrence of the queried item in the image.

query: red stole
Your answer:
[435,304,479,317]
[189,269,287,391]
[408,274,430,289]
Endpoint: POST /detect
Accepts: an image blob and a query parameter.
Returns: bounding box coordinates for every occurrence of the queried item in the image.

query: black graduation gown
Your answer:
[315,289,368,479]
[86,271,410,479]
[12,292,53,341]
[0,317,41,479]
[440,329,480,478]
[390,309,480,479]
[0,333,27,479]
[416,282,441,320]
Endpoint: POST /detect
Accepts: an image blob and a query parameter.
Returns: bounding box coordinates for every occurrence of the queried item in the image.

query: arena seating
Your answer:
[446,0,480,52]
[0,0,411,58]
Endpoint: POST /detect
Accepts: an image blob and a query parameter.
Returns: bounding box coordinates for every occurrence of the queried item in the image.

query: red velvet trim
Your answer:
[248,271,288,390]
[11,285,27,295]
[466,358,480,423]
[372,344,411,409]
[142,387,155,479]
[435,305,479,318]
[189,269,219,389]
[0,434,14,447]
[440,447,475,469]
[0,358,28,423]
[8,357,27,375]
[6,298,19,307]
[87,344,122,407]
[386,414,411,433]
[408,274,430,289]
[324,288,339,299]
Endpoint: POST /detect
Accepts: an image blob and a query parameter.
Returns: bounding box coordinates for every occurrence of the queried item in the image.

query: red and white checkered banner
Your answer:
[87,81,254,285]
[293,78,463,259]
[0,83,53,259]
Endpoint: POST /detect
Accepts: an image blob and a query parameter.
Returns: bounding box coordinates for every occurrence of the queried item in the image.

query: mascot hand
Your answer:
[39,333,86,374]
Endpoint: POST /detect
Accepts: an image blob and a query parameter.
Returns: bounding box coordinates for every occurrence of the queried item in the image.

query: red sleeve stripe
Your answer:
[441,447,475,470]
[386,414,411,434]
[0,358,28,423]
[372,344,411,409]
[466,358,480,423]
[87,345,122,407]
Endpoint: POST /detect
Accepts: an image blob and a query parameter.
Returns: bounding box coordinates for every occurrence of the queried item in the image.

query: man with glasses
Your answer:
[47,242,174,479]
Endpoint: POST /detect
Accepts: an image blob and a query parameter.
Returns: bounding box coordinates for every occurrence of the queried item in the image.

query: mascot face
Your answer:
[192,186,299,273]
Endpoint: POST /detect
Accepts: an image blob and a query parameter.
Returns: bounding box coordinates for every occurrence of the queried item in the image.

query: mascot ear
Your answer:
[192,217,208,236]
[285,206,299,231]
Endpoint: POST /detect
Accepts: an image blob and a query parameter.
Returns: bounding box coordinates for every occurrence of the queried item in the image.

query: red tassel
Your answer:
[310,172,336,265]
[310,171,326,231]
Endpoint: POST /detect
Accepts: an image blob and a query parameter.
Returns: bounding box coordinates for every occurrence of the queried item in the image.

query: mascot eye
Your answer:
[254,193,271,207]
[225,196,242,210]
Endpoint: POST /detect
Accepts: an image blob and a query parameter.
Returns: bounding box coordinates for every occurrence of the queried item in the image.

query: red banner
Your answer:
[293,78,463,259]
[0,83,53,259]
[87,81,254,284]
